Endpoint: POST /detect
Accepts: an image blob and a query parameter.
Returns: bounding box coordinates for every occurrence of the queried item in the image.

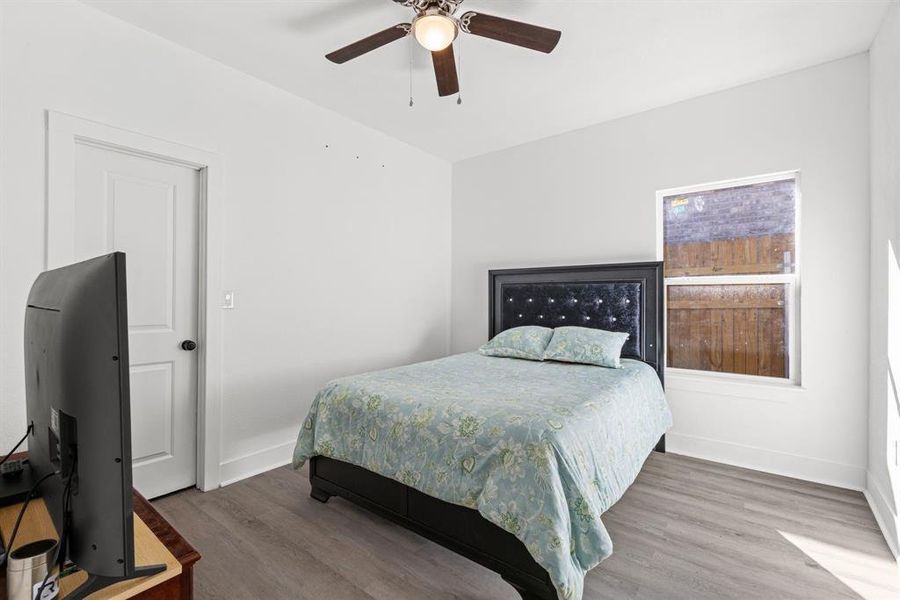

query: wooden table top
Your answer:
[1,453,199,599]
[0,498,180,600]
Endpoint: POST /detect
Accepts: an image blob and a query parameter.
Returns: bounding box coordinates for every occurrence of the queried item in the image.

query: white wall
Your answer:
[867,1,900,559]
[452,55,871,490]
[0,0,883,507]
[0,0,451,485]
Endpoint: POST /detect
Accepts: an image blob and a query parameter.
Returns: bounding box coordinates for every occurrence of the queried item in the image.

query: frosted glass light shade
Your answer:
[413,14,458,51]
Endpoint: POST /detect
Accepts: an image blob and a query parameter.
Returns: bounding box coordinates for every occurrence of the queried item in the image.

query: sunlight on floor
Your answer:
[778,530,900,599]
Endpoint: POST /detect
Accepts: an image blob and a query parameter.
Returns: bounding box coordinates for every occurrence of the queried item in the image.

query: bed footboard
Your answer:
[309,456,559,600]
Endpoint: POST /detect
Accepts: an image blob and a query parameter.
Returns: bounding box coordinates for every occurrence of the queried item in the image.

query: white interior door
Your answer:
[70,141,200,499]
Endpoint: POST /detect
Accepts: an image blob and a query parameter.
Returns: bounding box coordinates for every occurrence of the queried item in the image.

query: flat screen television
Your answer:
[19,252,163,598]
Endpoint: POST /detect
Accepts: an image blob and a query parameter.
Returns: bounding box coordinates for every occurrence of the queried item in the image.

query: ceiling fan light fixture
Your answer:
[413,12,458,52]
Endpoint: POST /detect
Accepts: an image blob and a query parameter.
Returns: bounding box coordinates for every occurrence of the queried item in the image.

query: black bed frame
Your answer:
[309,262,665,600]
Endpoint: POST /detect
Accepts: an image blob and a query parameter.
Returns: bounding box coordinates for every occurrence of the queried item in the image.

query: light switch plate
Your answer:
[223,290,235,309]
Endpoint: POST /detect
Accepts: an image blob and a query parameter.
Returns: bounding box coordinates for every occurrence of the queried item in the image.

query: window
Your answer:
[659,173,799,382]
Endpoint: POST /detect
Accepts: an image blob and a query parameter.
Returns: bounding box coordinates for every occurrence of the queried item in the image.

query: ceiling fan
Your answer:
[326,0,562,98]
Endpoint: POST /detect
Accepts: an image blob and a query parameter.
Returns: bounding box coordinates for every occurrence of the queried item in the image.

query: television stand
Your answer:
[0,484,199,599]
[65,564,167,599]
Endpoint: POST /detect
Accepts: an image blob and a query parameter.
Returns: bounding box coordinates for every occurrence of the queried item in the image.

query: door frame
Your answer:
[46,110,224,491]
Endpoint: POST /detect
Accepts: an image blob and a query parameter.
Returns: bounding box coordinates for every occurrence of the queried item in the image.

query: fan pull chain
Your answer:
[408,34,415,108]
[456,35,463,106]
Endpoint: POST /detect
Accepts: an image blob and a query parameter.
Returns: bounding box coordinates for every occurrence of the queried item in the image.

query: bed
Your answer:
[292,262,670,600]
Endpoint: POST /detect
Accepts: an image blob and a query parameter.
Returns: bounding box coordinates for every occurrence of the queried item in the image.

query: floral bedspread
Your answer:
[293,352,671,600]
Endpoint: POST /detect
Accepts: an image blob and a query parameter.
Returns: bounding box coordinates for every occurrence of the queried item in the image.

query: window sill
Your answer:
[665,368,804,403]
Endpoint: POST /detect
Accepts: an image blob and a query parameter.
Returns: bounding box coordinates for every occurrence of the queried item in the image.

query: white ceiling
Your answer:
[84,0,890,161]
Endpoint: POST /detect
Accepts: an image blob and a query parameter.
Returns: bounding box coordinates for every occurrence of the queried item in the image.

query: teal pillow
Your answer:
[479,326,554,361]
[542,326,629,368]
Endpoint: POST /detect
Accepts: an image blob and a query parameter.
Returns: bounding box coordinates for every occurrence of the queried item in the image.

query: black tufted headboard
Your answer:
[489,262,664,384]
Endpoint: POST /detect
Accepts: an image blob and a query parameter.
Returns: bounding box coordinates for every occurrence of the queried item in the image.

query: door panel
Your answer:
[108,173,176,330]
[72,142,199,498]
[129,362,174,462]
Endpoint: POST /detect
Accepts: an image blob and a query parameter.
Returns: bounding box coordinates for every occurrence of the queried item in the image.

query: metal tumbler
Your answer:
[6,538,59,600]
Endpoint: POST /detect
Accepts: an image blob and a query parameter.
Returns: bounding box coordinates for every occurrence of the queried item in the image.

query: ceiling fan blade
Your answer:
[459,12,561,53]
[326,24,410,64]
[431,45,459,97]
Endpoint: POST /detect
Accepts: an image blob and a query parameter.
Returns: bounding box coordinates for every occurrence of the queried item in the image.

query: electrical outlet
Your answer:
[223,290,235,310]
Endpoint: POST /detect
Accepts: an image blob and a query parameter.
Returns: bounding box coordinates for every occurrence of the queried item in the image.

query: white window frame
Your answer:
[656,171,801,386]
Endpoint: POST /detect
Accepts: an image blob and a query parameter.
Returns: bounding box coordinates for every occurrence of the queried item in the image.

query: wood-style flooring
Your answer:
[153,453,900,599]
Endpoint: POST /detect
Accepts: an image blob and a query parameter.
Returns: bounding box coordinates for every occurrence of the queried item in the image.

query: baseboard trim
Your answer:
[217,434,867,491]
[666,432,866,491]
[865,471,900,561]
[216,433,900,562]
[219,440,295,487]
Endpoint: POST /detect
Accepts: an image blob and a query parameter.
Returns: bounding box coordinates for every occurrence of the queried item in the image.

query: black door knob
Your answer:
[181,340,197,351]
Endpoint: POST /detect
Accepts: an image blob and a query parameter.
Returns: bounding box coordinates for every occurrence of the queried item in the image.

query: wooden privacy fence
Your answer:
[666,284,788,378]
[664,233,794,277]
